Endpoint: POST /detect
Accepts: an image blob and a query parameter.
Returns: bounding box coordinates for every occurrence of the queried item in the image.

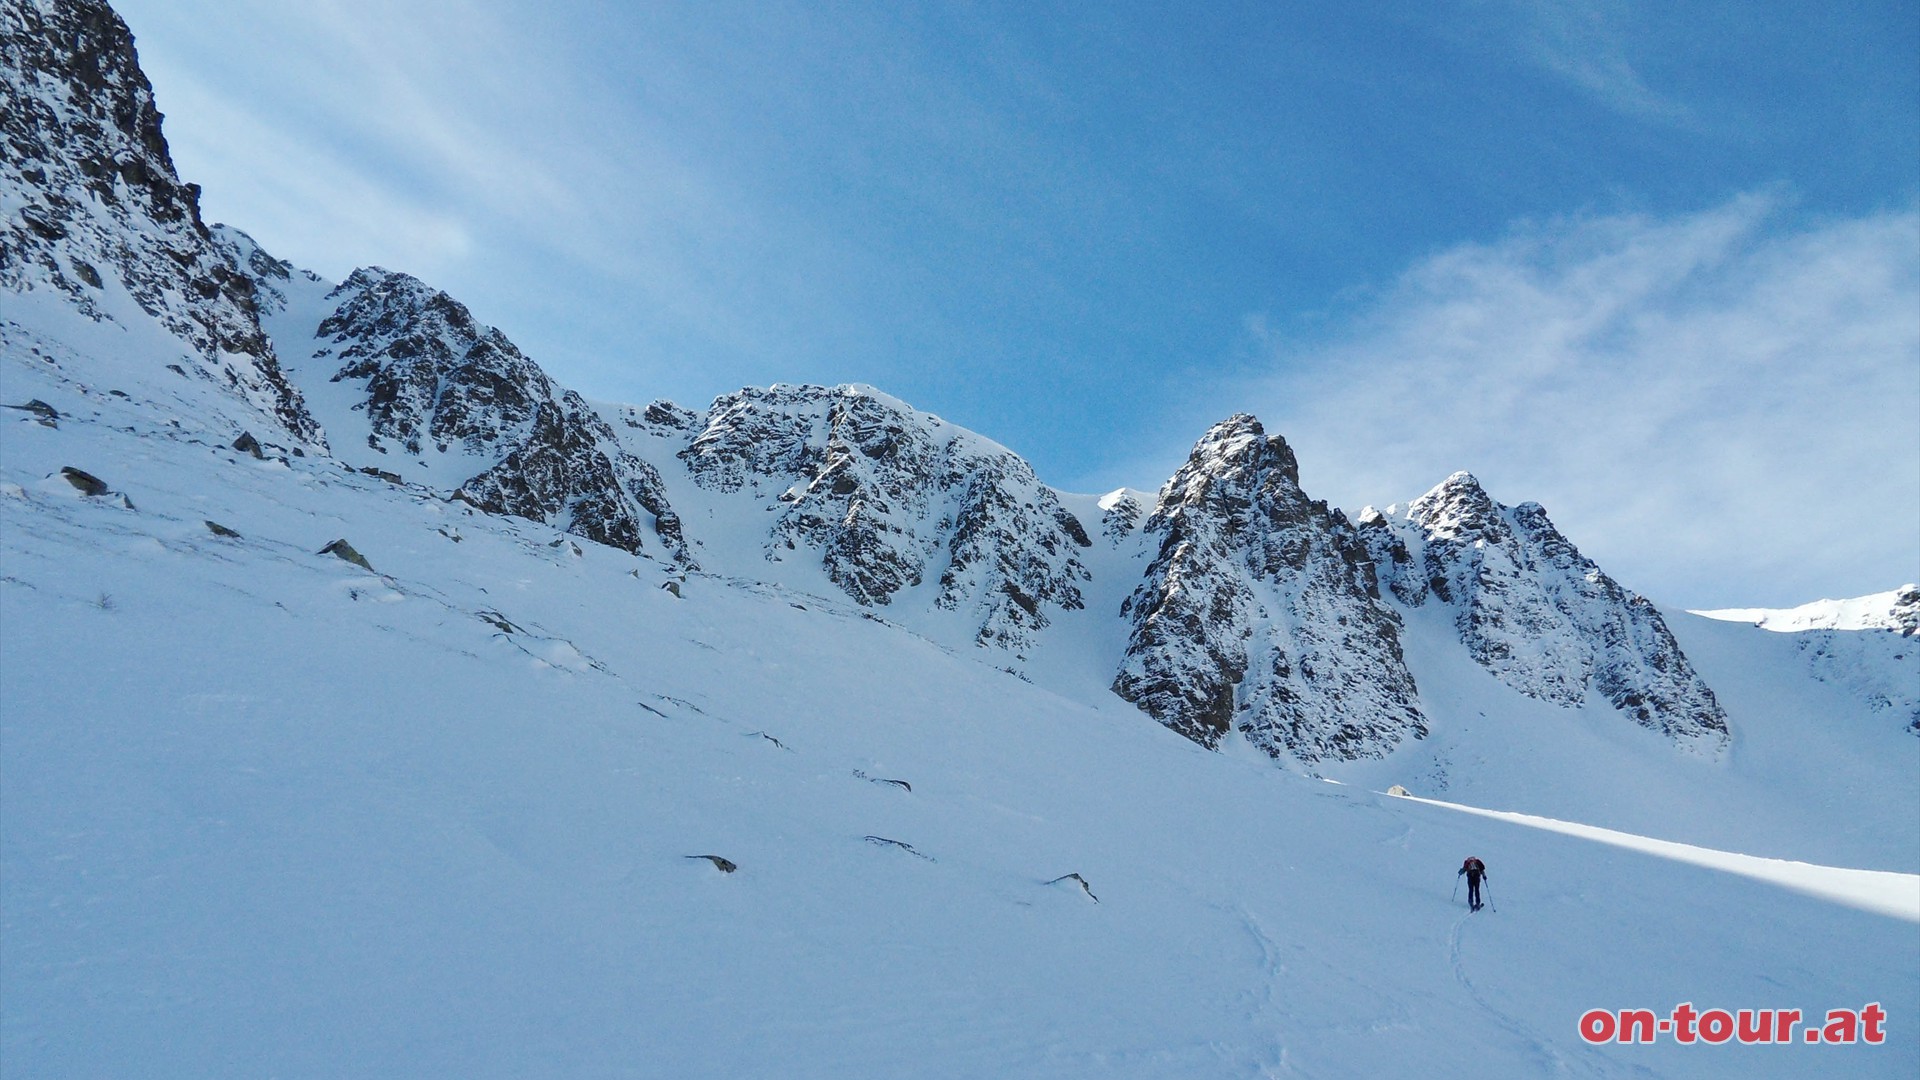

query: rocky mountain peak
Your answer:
[1148,414,1301,522]
[214,245,688,563]
[315,267,545,459]
[1115,414,1426,764]
[1406,471,1508,544]
[1367,476,1730,750]
[1,0,321,446]
[678,383,1092,655]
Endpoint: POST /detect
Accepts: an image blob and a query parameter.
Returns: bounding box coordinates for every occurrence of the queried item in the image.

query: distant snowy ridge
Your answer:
[1693,584,1920,635]
[1691,584,1920,735]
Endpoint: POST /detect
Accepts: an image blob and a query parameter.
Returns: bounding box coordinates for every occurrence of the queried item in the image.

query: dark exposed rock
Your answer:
[1045,873,1099,902]
[1100,490,1147,543]
[863,836,933,860]
[642,400,699,431]
[203,519,240,538]
[231,430,263,458]
[853,769,911,792]
[1114,415,1426,763]
[0,0,322,446]
[317,537,373,573]
[1893,585,1919,638]
[475,609,521,634]
[4,399,60,426]
[685,854,737,874]
[58,465,108,495]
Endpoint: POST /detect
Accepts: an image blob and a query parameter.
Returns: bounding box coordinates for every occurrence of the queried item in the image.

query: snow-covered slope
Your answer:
[4,385,1915,1079]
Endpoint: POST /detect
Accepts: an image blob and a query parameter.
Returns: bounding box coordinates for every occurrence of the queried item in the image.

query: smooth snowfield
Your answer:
[3,375,1915,1078]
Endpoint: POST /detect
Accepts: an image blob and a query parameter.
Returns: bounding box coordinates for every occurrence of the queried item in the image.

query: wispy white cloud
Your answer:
[1509,0,1686,121]
[1439,0,1690,123]
[1231,194,1919,609]
[136,56,475,281]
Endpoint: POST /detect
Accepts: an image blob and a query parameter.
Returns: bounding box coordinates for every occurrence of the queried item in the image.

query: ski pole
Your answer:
[1485,880,1496,912]
[1451,876,1459,904]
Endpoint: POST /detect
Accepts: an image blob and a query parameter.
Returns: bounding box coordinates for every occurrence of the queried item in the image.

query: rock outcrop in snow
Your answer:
[1360,472,1730,751]
[0,0,321,446]
[1114,415,1426,763]
[254,260,687,561]
[677,384,1093,655]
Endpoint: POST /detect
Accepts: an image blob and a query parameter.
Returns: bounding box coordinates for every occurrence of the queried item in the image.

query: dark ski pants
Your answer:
[1467,875,1483,908]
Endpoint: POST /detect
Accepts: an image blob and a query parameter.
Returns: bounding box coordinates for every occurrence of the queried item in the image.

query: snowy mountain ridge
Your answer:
[1694,584,1920,635]
[0,0,1891,768]
[224,242,690,563]
[0,0,318,447]
[670,382,1096,656]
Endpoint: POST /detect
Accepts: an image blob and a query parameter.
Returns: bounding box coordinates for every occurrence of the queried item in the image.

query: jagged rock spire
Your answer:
[1114,415,1426,763]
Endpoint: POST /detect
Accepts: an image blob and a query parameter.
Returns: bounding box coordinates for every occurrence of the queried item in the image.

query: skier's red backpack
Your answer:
[1462,857,1484,874]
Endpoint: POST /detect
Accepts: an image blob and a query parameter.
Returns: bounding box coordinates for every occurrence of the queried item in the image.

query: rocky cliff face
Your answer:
[677,384,1093,656]
[1893,586,1920,638]
[0,0,320,446]
[1113,416,1427,763]
[1360,472,1730,751]
[237,254,686,561]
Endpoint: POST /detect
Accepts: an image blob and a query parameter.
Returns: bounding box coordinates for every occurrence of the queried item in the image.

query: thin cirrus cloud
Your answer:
[1226,193,1919,610]
[122,4,538,282]
[134,57,474,282]
[120,0,866,377]
[1499,0,1689,123]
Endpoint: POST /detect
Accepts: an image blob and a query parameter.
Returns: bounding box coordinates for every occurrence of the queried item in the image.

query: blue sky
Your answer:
[113,0,1917,608]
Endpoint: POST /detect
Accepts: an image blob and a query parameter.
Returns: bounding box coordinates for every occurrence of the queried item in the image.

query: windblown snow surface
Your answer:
[3,325,1917,1079]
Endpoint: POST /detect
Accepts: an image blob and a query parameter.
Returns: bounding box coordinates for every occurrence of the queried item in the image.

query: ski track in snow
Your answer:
[1447,913,1622,1080]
